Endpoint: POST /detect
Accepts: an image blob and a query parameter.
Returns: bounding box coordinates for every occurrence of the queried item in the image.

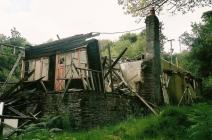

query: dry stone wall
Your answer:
[43,92,146,130]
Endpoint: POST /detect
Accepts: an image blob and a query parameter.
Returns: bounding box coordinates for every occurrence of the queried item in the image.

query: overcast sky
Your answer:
[0,0,211,53]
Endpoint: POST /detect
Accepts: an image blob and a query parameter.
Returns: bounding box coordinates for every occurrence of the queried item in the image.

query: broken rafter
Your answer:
[8,106,28,118]
[0,52,24,92]
[5,111,41,138]
[108,46,114,92]
[0,115,34,120]
[0,70,35,98]
[104,48,127,79]
[135,92,158,116]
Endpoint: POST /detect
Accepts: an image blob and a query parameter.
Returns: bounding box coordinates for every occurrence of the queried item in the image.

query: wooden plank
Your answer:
[135,93,158,116]
[102,56,107,70]
[72,62,88,90]
[40,80,47,93]
[104,48,127,78]
[5,111,41,138]
[0,52,23,91]
[5,120,30,138]
[85,71,92,90]
[76,67,101,73]
[1,122,16,130]
[0,70,35,98]
[97,73,102,92]
[108,46,114,92]
[0,115,34,120]
[0,102,4,138]
[8,107,27,118]
[8,77,44,98]
[160,74,170,105]
[62,77,72,100]
[89,71,95,90]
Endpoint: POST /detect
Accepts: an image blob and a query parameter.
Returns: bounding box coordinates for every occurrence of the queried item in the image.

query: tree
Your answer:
[120,33,137,43]
[180,10,212,97]
[118,0,212,17]
[100,32,146,59]
[9,27,28,46]
[180,11,212,77]
[0,28,29,82]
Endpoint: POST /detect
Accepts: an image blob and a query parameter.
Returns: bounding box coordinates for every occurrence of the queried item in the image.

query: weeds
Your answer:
[11,103,212,140]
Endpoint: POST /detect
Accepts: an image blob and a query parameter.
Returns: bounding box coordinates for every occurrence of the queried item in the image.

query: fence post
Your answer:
[142,8,162,105]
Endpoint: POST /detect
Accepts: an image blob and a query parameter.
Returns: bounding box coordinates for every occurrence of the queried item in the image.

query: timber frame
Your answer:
[22,33,104,93]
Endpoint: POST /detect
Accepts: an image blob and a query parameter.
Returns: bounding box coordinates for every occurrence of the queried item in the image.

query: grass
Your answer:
[11,103,212,140]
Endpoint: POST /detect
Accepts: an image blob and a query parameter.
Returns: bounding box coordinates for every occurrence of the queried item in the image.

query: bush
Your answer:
[203,76,212,99]
[142,107,191,139]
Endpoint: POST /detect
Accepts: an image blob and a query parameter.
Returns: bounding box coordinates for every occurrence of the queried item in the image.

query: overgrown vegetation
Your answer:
[11,103,212,140]
[0,27,28,82]
[99,32,146,59]
[179,11,212,98]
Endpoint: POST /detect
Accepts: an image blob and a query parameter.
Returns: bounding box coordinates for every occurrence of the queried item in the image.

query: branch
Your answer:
[134,0,169,12]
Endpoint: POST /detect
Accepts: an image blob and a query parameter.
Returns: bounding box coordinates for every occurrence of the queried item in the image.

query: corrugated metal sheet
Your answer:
[25,33,98,59]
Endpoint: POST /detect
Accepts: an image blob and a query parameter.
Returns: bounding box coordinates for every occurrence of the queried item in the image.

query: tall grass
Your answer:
[12,103,212,140]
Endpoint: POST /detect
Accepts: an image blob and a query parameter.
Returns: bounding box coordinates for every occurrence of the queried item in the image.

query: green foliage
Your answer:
[118,0,212,17]
[99,39,113,55]
[202,76,212,99]
[9,27,28,46]
[12,103,212,140]
[119,33,137,43]
[100,32,146,59]
[0,28,28,82]
[180,10,212,97]
[28,114,73,131]
[187,103,212,140]
[141,108,190,139]
[0,53,20,81]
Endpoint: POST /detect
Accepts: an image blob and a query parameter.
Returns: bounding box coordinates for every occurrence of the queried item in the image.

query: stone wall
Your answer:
[43,92,146,130]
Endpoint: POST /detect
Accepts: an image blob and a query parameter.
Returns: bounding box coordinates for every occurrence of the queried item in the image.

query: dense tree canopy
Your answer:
[180,11,212,77]
[180,10,212,97]
[118,0,212,17]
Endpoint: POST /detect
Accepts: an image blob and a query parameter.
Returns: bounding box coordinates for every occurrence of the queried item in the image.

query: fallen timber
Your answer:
[0,32,202,139]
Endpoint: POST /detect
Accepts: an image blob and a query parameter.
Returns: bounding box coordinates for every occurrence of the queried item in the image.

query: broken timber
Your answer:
[104,48,127,79]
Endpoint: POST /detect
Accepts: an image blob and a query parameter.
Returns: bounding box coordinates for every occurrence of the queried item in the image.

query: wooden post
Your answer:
[108,46,114,92]
[1,52,23,92]
[0,102,4,138]
[104,48,127,79]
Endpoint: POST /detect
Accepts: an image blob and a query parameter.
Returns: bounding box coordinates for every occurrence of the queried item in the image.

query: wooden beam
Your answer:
[102,56,107,70]
[5,111,41,138]
[72,62,88,90]
[8,107,28,118]
[40,80,47,94]
[0,115,34,120]
[0,52,24,92]
[108,46,114,92]
[2,70,35,97]
[75,67,101,73]
[89,71,95,90]
[62,77,72,100]
[104,48,127,79]
[135,93,158,116]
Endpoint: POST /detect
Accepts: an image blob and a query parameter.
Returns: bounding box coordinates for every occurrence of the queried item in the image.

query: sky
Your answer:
[0,0,211,53]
